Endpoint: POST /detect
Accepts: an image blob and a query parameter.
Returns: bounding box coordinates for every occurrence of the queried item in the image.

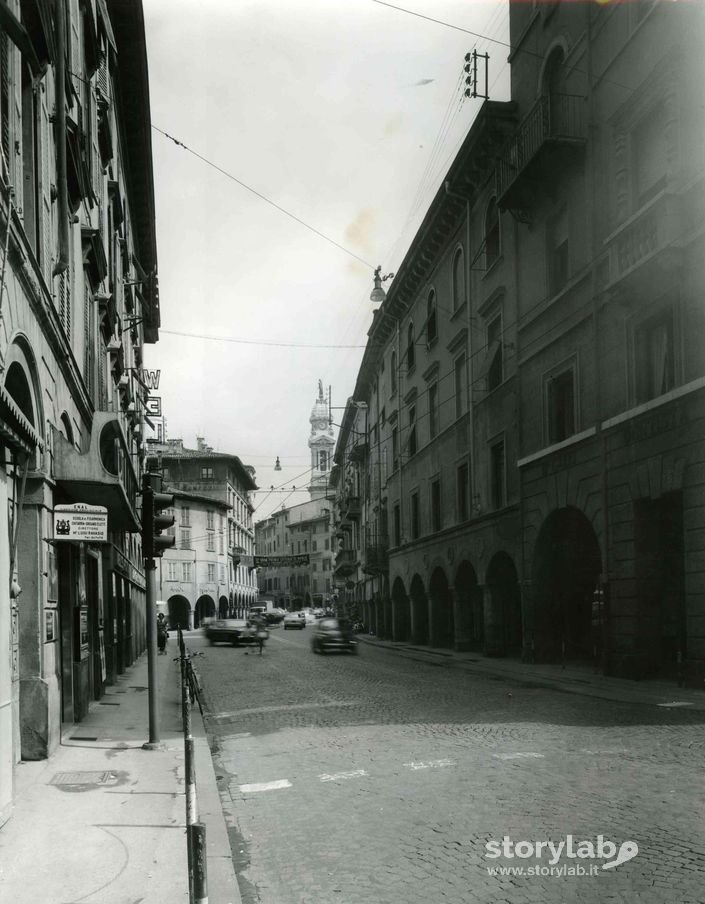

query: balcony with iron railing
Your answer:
[496,93,586,212]
[603,191,681,292]
[362,535,389,575]
[334,548,358,577]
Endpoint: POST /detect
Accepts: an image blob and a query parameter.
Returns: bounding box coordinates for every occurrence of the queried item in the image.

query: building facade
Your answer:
[146,436,258,626]
[255,383,337,608]
[0,0,159,825]
[333,0,705,682]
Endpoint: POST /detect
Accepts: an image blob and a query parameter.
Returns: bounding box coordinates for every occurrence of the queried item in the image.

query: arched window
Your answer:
[426,290,437,345]
[391,350,397,393]
[452,247,465,312]
[485,198,500,268]
[407,322,415,370]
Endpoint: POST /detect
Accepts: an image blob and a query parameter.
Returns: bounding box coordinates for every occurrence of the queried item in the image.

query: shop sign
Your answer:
[54,504,108,542]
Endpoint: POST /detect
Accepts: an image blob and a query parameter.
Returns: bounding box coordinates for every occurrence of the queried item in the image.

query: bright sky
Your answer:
[142,0,510,522]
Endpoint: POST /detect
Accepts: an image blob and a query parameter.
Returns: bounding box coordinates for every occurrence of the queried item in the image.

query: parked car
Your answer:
[264,607,286,625]
[311,617,359,654]
[283,612,306,630]
[204,619,259,646]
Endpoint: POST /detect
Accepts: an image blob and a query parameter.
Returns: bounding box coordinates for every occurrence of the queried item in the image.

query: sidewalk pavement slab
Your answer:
[0,638,241,904]
[360,635,705,711]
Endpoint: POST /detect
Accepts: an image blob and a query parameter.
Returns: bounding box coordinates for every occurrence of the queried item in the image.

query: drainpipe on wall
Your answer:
[53,0,69,278]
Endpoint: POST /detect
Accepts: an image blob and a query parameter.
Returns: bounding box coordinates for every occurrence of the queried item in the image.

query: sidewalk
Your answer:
[360,635,705,712]
[0,637,240,904]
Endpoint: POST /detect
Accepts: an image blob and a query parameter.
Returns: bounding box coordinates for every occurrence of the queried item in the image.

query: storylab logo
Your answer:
[485,835,639,879]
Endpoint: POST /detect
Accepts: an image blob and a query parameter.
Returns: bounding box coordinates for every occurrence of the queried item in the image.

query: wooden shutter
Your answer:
[38,79,53,281]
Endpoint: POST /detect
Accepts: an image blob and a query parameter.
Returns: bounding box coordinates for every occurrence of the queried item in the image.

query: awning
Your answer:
[0,383,43,454]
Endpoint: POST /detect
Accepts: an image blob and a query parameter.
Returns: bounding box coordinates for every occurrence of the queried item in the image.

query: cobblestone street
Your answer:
[193,629,705,904]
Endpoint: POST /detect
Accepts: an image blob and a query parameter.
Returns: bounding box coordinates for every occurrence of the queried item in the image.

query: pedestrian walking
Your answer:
[157,613,168,655]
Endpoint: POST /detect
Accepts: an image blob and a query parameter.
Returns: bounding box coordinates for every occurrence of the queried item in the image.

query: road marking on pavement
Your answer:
[319,769,369,782]
[403,759,456,770]
[210,700,360,720]
[657,701,694,707]
[581,748,628,755]
[492,752,544,760]
[239,779,292,793]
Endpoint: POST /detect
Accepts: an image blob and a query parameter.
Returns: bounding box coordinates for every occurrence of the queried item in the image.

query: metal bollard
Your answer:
[189,822,208,904]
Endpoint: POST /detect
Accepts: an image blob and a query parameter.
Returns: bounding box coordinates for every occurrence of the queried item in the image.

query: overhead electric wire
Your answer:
[152,124,375,271]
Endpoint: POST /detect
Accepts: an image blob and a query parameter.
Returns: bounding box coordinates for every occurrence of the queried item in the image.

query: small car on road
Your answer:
[204,618,258,646]
[311,617,358,654]
[283,612,306,630]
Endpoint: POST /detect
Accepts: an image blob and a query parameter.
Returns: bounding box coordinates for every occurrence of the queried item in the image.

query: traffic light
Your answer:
[141,473,175,560]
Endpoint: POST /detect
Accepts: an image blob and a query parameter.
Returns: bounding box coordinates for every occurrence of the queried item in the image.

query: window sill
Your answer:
[450,300,467,322]
[482,254,504,280]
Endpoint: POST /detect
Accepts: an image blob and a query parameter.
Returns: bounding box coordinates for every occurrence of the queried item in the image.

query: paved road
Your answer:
[190,626,705,904]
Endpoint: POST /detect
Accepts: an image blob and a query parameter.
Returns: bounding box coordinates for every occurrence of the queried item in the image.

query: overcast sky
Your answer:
[141,0,510,522]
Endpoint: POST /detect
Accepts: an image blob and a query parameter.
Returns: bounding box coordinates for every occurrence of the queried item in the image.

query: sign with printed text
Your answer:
[54,504,108,542]
[254,554,310,568]
[146,396,162,416]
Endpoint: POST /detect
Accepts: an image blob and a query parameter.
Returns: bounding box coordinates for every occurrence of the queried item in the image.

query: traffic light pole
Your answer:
[143,554,161,749]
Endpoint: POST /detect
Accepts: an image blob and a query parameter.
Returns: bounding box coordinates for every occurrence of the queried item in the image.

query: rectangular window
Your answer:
[207,533,215,552]
[635,309,674,403]
[632,105,667,208]
[393,503,401,546]
[206,510,214,529]
[181,507,190,527]
[454,353,467,418]
[201,467,214,479]
[428,383,438,439]
[548,206,569,295]
[392,426,399,471]
[208,564,215,583]
[457,462,470,522]
[547,367,576,444]
[430,478,441,533]
[408,404,417,456]
[182,562,191,583]
[312,539,317,551]
[180,529,191,550]
[490,439,506,510]
[410,492,420,540]
[167,561,178,581]
[325,538,330,550]
[486,315,503,391]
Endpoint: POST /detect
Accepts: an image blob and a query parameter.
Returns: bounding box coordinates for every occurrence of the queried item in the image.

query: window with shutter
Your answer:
[0,33,10,178]
[39,81,53,281]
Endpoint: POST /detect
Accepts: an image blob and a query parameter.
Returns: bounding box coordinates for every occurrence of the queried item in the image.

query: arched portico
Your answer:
[194,595,216,629]
[531,506,601,662]
[392,577,411,642]
[167,595,191,630]
[409,574,429,645]
[429,567,454,649]
[454,561,483,652]
[485,552,522,657]
[218,595,228,618]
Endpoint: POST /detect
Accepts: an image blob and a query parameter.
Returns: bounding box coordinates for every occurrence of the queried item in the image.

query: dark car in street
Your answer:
[311,617,359,654]
[204,619,260,646]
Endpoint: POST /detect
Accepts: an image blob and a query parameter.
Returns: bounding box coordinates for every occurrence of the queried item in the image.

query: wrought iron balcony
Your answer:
[363,543,389,575]
[496,93,586,212]
[603,191,680,291]
[334,548,357,577]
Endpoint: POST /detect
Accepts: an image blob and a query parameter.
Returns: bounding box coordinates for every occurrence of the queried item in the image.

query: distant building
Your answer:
[255,383,336,608]
[146,436,258,626]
